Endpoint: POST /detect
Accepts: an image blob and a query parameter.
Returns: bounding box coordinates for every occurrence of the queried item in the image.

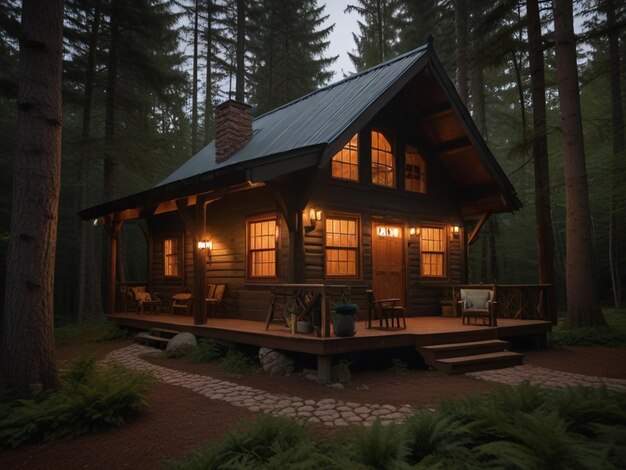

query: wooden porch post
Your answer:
[105,220,122,315]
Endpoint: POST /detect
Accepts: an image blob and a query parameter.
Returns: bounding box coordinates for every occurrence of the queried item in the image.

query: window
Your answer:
[325,216,359,277]
[420,227,446,277]
[164,237,182,277]
[371,130,395,187]
[247,216,277,278]
[405,145,426,193]
[331,133,359,181]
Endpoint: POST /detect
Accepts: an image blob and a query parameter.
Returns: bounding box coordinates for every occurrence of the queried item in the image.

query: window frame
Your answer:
[331,133,360,182]
[163,235,183,278]
[405,145,427,194]
[246,214,279,281]
[419,225,447,279]
[370,128,396,188]
[324,212,361,279]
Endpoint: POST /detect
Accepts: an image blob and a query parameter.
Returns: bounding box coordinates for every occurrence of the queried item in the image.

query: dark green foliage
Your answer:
[551,310,626,346]
[389,358,408,377]
[0,355,154,449]
[331,358,351,384]
[351,421,406,469]
[186,339,228,363]
[167,414,329,470]
[54,320,132,346]
[219,348,254,375]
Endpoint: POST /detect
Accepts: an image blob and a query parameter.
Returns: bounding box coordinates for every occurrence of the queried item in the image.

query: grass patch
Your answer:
[0,355,154,449]
[551,309,626,347]
[168,383,626,469]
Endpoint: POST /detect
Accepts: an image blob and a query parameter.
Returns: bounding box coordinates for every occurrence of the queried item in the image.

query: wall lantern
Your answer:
[197,240,213,250]
[377,226,400,238]
[306,208,323,230]
[451,225,460,238]
[409,227,420,237]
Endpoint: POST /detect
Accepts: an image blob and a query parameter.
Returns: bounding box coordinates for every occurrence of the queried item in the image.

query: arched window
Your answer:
[331,133,359,181]
[371,130,395,187]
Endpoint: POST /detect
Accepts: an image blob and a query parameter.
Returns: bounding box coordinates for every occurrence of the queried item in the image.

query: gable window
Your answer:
[405,145,427,193]
[247,216,277,278]
[371,129,395,187]
[331,133,359,181]
[420,227,446,277]
[325,215,359,277]
[164,237,182,277]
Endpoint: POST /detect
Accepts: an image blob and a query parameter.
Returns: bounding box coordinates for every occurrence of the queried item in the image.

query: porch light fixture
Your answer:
[306,208,323,230]
[409,227,420,237]
[197,240,213,250]
[451,225,460,237]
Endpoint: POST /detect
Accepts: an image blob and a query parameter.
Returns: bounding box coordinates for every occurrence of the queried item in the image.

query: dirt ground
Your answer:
[2,341,625,470]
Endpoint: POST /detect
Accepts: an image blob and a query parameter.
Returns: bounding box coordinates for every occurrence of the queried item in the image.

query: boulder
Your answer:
[258,347,295,376]
[165,332,197,357]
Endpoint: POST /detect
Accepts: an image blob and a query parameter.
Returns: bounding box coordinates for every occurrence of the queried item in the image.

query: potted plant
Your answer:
[332,293,358,337]
[440,286,455,317]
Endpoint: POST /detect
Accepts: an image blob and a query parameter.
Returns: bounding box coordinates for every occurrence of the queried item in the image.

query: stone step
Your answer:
[434,351,524,375]
[135,332,171,349]
[419,339,510,362]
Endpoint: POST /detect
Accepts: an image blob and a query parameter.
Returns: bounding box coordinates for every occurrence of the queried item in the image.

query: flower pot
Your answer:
[440,302,456,317]
[332,303,358,337]
[296,320,313,334]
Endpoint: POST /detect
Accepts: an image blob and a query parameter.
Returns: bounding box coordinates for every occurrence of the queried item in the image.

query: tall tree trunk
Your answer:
[553,0,606,326]
[527,0,556,308]
[376,0,384,63]
[204,1,214,145]
[191,0,199,154]
[235,0,245,102]
[103,0,120,202]
[454,0,468,103]
[78,0,103,322]
[1,0,63,393]
[605,0,624,308]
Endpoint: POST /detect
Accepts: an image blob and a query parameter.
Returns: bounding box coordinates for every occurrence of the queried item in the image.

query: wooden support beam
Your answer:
[105,220,122,315]
[467,213,489,246]
[432,136,472,155]
[317,355,332,384]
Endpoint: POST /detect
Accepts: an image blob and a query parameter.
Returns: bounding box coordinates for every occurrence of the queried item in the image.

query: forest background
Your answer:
[0,0,624,323]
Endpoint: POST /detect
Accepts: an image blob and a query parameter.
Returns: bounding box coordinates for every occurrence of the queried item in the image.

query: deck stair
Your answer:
[135,327,180,349]
[418,339,523,374]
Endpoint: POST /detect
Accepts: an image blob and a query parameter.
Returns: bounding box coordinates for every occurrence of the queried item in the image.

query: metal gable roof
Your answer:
[157,45,429,187]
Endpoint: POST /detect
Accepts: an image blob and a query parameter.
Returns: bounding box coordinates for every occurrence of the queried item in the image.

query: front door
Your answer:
[372,223,405,303]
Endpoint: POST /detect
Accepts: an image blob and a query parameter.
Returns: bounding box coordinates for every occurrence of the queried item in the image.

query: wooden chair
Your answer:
[366,289,406,330]
[206,284,229,316]
[457,287,498,327]
[171,293,192,315]
[130,286,161,314]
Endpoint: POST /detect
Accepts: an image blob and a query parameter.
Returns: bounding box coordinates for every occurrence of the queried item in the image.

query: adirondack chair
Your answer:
[206,284,229,316]
[366,289,406,330]
[457,287,498,327]
[130,286,161,314]
[171,293,192,315]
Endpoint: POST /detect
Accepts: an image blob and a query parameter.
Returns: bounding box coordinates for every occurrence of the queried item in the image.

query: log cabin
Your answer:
[80,42,553,379]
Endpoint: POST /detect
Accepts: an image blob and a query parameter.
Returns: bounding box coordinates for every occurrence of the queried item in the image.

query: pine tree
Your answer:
[345,0,403,71]
[248,0,336,114]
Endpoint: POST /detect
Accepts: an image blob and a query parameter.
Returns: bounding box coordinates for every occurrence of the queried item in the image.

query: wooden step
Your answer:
[419,340,510,362]
[148,327,180,338]
[434,351,524,375]
[135,332,171,348]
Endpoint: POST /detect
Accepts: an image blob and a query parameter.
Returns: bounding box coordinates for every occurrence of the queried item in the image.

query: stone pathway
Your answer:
[104,344,415,427]
[468,365,626,392]
[104,345,626,428]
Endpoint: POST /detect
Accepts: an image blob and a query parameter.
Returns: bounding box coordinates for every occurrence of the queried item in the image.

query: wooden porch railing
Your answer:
[253,283,369,338]
[445,284,556,325]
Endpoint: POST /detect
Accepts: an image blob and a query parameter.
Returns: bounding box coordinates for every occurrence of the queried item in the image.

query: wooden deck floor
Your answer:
[109,312,551,356]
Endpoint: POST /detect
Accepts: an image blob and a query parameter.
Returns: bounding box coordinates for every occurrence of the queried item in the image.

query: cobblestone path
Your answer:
[105,344,626,428]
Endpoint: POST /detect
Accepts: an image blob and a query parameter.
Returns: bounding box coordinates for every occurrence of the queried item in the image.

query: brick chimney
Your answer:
[215,100,253,163]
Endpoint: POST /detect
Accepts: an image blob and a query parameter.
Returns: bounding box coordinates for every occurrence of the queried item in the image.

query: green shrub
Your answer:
[351,421,406,469]
[220,349,252,375]
[167,414,332,470]
[551,309,626,347]
[389,358,408,377]
[331,359,351,384]
[0,355,154,449]
[186,339,227,363]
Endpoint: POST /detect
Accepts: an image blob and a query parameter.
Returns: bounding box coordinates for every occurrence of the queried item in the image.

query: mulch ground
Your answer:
[2,341,625,470]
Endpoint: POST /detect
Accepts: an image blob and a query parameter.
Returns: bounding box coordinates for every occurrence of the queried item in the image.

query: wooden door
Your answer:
[372,223,405,303]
